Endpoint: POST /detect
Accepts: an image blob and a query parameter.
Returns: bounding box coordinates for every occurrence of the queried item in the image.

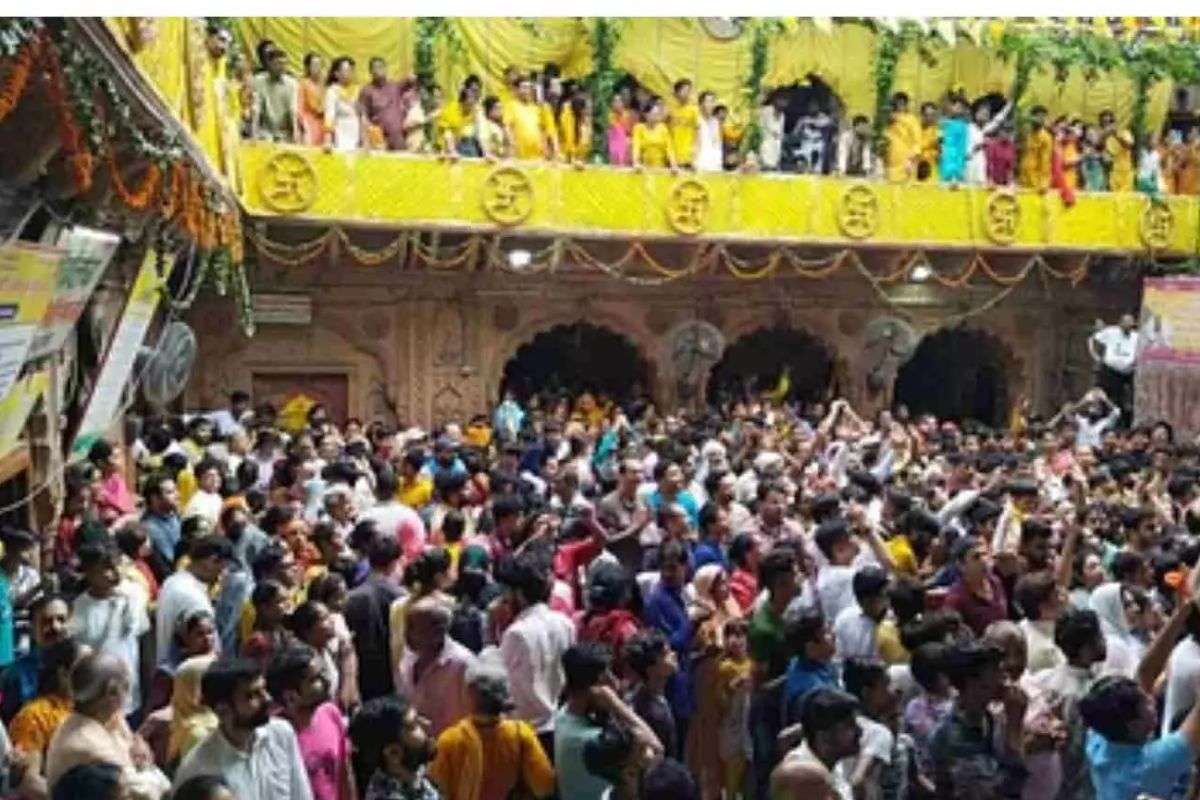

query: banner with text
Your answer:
[27,227,120,360]
[70,250,164,459]
[1136,277,1200,435]
[0,370,47,459]
[0,242,61,405]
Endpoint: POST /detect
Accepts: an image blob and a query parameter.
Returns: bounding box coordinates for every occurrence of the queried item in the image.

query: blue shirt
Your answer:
[692,538,728,571]
[783,657,838,714]
[0,573,12,668]
[0,648,38,722]
[644,581,694,720]
[1086,729,1196,800]
[646,489,700,528]
[554,707,609,800]
[142,511,181,569]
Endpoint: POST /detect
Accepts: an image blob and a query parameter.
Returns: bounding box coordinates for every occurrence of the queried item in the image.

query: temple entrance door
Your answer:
[893,328,1011,426]
[499,323,652,406]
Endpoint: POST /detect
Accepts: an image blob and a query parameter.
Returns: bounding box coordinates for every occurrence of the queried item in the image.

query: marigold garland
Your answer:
[40,32,94,194]
[0,37,40,124]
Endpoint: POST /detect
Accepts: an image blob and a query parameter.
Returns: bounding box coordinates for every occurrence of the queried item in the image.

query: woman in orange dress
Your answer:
[297,52,326,147]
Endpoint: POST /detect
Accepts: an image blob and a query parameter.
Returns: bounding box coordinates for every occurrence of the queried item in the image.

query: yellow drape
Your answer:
[111,17,1171,153]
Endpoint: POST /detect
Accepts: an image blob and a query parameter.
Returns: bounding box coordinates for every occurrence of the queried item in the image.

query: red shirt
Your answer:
[985,137,1016,186]
[357,80,411,151]
[729,568,759,613]
[945,572,1009,637]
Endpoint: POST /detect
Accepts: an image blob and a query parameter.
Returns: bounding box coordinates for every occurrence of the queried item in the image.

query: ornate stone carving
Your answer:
[432,305,466,367]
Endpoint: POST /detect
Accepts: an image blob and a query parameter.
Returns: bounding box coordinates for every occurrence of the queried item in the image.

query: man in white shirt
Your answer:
[498,554,575,749]
[773,687,861,800]
[833,567,891,661]
[814,518,892,624]
[182,459,225,528]
[70,543,150,714]
[1088,313,1138,422]
[155,536,231,665]
[174,657,313,800]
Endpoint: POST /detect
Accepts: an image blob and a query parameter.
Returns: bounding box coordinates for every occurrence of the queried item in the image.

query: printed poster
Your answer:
[1136,276,1200,436]
[0,370,47,459]
[27,226,120,360]
[0,242,60,404]
[70,249,164,459]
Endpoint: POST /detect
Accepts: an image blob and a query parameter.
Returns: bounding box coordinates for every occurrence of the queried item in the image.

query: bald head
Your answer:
[71,651,129,716]
[405,596,452,655]
[770,756,836,800]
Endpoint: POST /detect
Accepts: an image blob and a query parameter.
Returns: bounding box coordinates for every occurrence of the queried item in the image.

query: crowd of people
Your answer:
[229,30,1200,198]
[0,359,1198,800]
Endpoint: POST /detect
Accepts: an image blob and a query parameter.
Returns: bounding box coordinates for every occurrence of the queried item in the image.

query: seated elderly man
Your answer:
[44,652,169,799]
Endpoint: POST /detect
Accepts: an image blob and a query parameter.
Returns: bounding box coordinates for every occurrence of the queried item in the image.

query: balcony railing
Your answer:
[238,141,1198,256]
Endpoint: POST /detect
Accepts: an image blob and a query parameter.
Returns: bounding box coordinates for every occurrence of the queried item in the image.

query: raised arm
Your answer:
[1136,597,1196,695]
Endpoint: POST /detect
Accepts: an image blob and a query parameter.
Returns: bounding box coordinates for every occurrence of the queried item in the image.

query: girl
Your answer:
[1079,124,1108,191]
[1136,130,1167,196]
[559,93,593,165]
[608,90,635,166]
[938,93,969,185]
[717,618,752,800]
[967,97,1013,185]
[323,56,362,151]
[478,96,510,159]
[298,53,326,146]
[695,90,723,173]
[632,96,676,170]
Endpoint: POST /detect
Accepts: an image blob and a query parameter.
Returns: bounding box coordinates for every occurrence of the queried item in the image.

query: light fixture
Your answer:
[910,263,932,282]
[507,249,532,270]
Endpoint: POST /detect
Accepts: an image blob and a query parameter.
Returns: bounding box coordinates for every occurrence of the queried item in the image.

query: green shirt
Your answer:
[748,603,788,679]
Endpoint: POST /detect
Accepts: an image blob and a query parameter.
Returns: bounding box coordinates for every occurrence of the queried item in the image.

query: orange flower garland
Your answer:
[0,36,41,124]
[40,33,94,194]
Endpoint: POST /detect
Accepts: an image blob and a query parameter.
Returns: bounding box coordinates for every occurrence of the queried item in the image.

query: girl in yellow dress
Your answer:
[559,94,594,164]
[632,96,677,170]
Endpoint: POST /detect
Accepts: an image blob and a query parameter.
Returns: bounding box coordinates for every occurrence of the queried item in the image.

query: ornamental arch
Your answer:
[893,325,1026,427]
[707,324,840,406]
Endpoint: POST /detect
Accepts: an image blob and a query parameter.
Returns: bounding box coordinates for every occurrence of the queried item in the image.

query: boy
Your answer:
[624,629,680,758]
[69,542,148,715]
[836,115,876,177]
[0,528,40,665]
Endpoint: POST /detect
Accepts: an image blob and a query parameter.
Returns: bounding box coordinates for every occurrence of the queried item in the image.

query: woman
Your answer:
[442,81,482,157]
[166,655,217,765]
[608,91,634,166]
[695,91,723,173]
[298,53,326,146]
[11,638,87,798]
[632,96,676,170]
[146,609,217,713]
[685,564,742,800]
[1089,581,1147,678]
[291,600,357,711]
[559,93,593,165]
[324,56,362,151]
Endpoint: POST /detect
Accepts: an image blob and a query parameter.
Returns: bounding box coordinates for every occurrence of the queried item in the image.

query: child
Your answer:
[632,96,677,170]
[1100,109,1135,192]
[1050,117,1078,206]
[624,629,679,759]
[967,97,1013,185]
[836,114,877,177]
[794,99,834,175]
[1079,124,1107,191]
[478,96,510,159]
[902,642,953,776]
[70,543,149,715]
[1020,105,1054,191]
[1137,130,1166,196]
[115,525,158,608]
[608,91,635,166]
[668,78,699,169]
[695,90,723,173]
[0,528,40,665]
[717,618,752,800]
[884,93,921,182]
[938,94,969,185]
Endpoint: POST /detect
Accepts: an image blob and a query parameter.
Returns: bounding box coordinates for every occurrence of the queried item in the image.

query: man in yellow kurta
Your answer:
[668,78,700,169]
[1100,109,1135,192]
[505,77,553,160]
[884,92,922,182]
[1018,105,1053,191]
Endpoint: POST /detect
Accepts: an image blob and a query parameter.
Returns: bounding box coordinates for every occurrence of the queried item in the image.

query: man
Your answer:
[1014,571,1067,675]
[428,661,555,800]
[832,566,890,661]
[506,76,555,161]
[175,657,313,799]
[208,390,251,440]
[142,474,182,581]
[943,536,1008,637]
[397,449,434,510]
[45,652,162,794]
[645,461,700,529]
[267,644,355,800]
[1100,109,1134,192]
[693,503,731,571]
[555,642,662,800]
[155,535,231,666]
[498,552,575,756]
[349,694,439,800]
[596,458,652,576]
[772,687,861,800]
[250,46,299,142]
[1088,314,1138,421]
[928,641,1027,799]
[1,594,69,722]
[357,57,412,152]
[814,517,894,624]
[1019,105,1053,191]
[360,467,427,567]
[70,543,149,716]
[344,533,405,700]
[396,597,476,738]
[782,608,838,722]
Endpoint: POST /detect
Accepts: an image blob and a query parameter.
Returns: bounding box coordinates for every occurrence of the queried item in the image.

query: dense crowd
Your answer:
[0,343,1198,800]
[226,30,1200,198]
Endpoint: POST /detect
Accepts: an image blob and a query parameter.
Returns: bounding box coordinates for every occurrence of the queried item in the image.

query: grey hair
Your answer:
[70,652,128,709]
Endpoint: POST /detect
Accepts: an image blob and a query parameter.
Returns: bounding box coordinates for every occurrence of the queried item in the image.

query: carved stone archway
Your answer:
[894,325,1026,426]
[707,324,840,406]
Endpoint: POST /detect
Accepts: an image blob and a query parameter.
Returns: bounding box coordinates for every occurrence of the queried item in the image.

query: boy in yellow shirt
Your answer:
[1100,108,1135,192]
[668,78,699,169]
[1018,105,1053,191]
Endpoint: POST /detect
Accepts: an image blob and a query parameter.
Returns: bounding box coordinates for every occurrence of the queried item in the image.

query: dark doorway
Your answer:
[894,328,1010,426]
[501,323,650,404]
[707,326,833,405]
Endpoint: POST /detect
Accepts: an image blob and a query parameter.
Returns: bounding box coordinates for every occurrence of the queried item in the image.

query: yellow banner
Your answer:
[0,243,62,405]
[0,370,47,460]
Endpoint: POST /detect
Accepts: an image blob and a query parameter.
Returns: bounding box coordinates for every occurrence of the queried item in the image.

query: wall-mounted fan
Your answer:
[141,321,197,406]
